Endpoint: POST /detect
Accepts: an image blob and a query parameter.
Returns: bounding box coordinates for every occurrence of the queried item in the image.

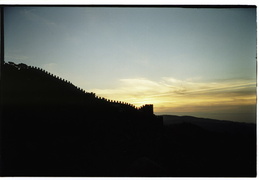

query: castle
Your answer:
[2,61,166,176]
[4,61,159,117]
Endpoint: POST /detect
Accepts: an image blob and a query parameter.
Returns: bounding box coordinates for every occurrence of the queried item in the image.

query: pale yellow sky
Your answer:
[89,77,256,122]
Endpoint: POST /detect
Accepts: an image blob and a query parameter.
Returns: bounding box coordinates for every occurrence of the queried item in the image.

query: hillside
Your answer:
[0,62,256,177]
[163,115,256,134]
[1,62,163,176]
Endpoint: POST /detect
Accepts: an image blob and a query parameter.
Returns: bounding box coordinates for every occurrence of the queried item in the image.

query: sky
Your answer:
[4,6,257,123]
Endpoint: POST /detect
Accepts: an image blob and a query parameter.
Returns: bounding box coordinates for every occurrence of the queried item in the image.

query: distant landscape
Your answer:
[0,61,256,177]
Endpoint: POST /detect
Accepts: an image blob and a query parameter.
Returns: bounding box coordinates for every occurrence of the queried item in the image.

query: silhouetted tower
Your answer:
[139,104,154,115]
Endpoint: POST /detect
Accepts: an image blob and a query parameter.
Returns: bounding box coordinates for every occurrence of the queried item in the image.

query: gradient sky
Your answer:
[4,6,257,123]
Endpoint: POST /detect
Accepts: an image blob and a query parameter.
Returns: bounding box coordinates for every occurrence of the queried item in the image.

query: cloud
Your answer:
[88,77,256,114]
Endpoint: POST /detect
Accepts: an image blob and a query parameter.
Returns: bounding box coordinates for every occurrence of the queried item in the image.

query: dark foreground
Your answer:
[1,62,256,177]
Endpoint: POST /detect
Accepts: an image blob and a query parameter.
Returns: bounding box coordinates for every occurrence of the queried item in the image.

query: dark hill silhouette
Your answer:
[163,115,256,134]
[1,61,163,176]
[0,62,256,177]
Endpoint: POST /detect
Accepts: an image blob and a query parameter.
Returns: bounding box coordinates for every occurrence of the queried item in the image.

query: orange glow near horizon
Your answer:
[88,77,256,121]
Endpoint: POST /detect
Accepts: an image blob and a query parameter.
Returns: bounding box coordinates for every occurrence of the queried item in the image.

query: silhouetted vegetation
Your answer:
[0,62,256,177]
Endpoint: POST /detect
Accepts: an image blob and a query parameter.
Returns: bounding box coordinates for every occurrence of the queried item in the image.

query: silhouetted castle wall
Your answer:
[2,61,169,176]
[138,104,153,114]
[4,61,159,117]
[5,61,96,99]
[3,62,164,136]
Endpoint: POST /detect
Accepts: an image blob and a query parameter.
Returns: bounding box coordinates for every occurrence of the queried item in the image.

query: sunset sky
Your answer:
[4,6,256,123]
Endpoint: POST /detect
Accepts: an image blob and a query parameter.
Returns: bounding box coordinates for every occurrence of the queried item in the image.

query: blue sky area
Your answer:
[4,7,257,122]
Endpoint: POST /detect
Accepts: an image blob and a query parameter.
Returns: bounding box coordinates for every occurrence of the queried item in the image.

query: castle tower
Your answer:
[139,104,154,115]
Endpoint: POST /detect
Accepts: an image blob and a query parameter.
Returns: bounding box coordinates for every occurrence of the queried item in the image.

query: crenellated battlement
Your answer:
[138,104,154,115]
[5,61,95,97]
[4,61,154,115]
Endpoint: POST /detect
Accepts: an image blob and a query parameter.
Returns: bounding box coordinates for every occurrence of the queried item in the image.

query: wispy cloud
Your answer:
[88,77,256,113]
